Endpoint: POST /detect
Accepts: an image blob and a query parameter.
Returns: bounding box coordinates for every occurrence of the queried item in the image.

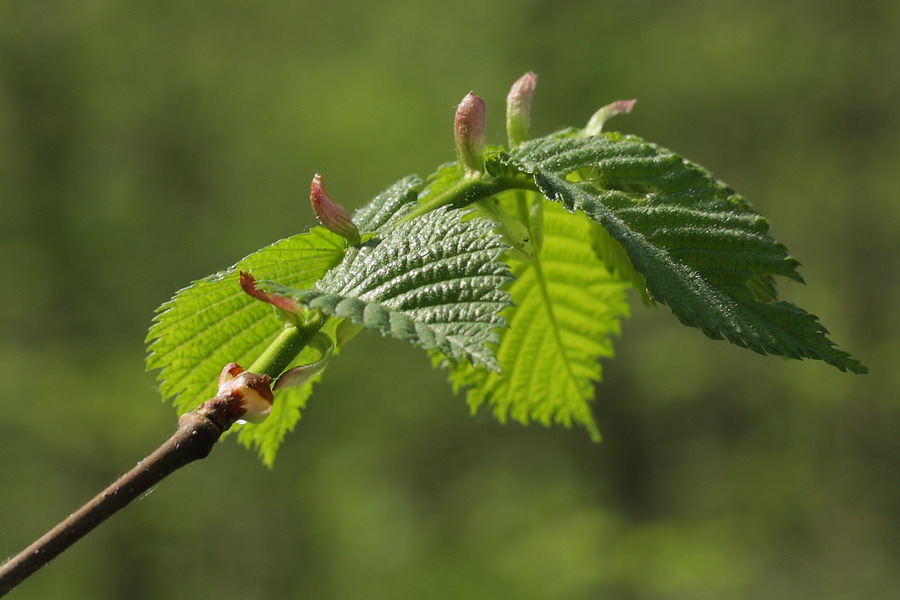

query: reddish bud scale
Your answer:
[198,362,274,425]
[217,362,274,423]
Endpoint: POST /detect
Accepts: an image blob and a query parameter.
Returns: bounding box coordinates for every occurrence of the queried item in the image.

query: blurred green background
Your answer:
[2,0,898,598]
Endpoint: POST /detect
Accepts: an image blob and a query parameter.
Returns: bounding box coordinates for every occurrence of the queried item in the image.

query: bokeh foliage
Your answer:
[1,0,898,598]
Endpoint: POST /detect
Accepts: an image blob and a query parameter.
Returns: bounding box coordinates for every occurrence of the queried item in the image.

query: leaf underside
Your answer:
[497,132,866,374]
[447,198,631,439]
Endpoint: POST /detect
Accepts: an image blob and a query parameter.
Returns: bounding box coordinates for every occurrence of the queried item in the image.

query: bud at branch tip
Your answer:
[454,93,486,175]
[310,173,361,245]
[506,72,537,147]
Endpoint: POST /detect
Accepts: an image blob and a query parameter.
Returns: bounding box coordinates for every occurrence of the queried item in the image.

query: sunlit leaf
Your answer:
[146,228,347,414]
[500,132,866,373]
[260,207,513,369]
[447,200,631,438]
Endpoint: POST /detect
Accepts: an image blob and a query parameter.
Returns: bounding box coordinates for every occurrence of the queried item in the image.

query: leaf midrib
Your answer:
[528,244,582,396]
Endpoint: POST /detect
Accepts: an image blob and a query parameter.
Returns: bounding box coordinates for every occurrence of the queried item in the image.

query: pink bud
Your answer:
[454,93,486,175]
[585,99,637,135]
[309,174,361,245]
[506,72,537,147]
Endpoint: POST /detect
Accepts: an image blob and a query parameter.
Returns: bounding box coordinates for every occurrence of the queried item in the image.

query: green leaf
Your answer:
[590,214,651,305]
[351,174,422,233]
[260,207,513,369]
[447,199,631,439]
[146,175,441,466]
[421,162,463,201]
[236,383,315,468]
[147,175,425,465]
[503,132,866,374]
[146,227,347,415]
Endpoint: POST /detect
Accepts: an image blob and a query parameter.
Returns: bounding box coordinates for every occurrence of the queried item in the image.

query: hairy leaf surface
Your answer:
[351,175,422,233]
[448,199,631,438]
[261,207,513,369]
[500,133,866,373]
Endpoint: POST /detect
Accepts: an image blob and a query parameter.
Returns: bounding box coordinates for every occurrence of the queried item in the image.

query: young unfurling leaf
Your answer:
[148,75,865,466]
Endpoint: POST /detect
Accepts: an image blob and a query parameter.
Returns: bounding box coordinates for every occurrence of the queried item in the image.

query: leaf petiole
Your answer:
[248,316,325,380]
[405,173,537,221]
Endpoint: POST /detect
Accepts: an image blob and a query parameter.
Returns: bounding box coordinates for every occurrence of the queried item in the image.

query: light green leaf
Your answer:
[260,207,513,369]
[419,162,465,206]
[147,175,424,465]
[235,383,315,468]
[447,199,631,439]
[502,133,866,374]
[146,227,347,414]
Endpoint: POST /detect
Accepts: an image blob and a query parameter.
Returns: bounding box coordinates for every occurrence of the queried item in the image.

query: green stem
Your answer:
[248,321,322,378]
[406,174,538,220]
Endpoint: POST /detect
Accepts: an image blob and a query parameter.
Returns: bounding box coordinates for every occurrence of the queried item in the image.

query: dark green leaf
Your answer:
[504,133,866,373]
[261,207,513,369]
